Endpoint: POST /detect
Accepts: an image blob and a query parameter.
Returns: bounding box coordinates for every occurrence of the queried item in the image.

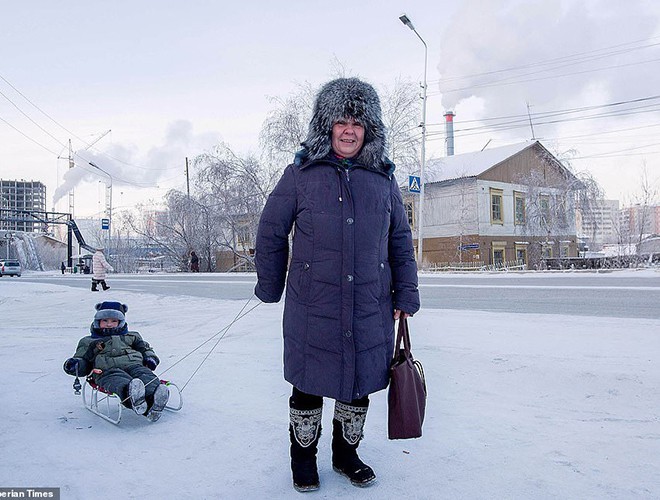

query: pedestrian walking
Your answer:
[92,248,113,291]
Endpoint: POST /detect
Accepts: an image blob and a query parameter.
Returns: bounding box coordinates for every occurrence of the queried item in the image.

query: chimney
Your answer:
[444,111,455,156]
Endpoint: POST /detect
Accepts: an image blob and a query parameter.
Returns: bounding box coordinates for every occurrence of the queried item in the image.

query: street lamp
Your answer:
[399,13,428,270]
[89,161,112,252]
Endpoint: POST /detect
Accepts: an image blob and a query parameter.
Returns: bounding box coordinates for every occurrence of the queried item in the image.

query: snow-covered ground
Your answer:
[1,275,659,499]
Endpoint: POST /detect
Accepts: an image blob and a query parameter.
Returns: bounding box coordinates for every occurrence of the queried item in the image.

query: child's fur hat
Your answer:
[93,301,128,326]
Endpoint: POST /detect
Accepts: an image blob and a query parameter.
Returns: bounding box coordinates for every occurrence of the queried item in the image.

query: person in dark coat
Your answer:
[62,301,170,422]
[60,262,66,274]
[190,251,200,272]
[255,77,420,492]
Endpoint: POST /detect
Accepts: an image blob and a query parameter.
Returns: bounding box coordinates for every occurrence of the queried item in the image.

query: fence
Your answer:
[427,259,526,272]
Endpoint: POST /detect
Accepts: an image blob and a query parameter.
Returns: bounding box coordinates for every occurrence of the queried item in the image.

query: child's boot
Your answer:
[146,383,169,422]
[128,378,147,415]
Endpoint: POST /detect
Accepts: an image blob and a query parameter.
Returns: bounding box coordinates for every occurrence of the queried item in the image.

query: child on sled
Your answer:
[63,301,169,422]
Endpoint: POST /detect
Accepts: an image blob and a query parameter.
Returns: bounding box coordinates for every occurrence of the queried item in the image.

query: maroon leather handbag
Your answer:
[388,317,426,440]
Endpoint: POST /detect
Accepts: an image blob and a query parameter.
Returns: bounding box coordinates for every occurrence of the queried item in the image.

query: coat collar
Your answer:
[293,150,395,178]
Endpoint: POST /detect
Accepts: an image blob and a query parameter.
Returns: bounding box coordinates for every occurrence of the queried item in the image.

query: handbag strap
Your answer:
[394,317,412,357]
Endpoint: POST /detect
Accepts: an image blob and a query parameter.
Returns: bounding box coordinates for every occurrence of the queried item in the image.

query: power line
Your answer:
[0,88,69,149]
[429,57,660,96]
[0,72,178,172]
[427,95,660,127]
[430,35,660,85]
[0,114,60,156]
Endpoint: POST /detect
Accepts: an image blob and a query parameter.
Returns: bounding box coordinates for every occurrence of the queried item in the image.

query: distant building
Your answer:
[618,204,660,242]
[405,141,580,269]
[576,199,619,250]
[0,179,47,232]
[143,209,170,238]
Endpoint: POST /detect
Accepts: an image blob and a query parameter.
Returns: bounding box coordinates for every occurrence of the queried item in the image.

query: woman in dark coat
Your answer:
[255,77,420,492]
[190,251,199,272]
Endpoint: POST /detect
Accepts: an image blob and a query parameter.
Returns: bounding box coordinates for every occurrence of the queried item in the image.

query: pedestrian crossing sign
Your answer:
[408,175,420,193]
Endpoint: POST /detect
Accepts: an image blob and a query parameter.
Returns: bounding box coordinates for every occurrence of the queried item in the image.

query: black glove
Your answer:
[63,358,79,376]
[144,356,159,371]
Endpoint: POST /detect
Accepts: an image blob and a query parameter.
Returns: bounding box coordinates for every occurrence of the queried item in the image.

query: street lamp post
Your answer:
[399,13,428,270]
[89,162,112,252]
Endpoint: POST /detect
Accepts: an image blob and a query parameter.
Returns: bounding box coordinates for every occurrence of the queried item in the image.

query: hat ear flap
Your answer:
[95,303,103,311]
[121,304,128,314]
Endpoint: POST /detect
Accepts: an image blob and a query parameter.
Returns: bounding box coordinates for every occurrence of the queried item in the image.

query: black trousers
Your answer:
[291,387,369,409]
[96,365,160,405]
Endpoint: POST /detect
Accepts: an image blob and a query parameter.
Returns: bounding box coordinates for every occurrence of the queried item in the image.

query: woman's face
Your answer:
[331,118,365,158]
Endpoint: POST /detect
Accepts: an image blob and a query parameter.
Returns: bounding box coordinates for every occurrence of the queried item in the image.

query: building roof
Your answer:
[428,140,539,184]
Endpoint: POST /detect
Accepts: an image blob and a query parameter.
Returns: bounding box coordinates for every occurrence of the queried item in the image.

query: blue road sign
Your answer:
[459,243,480,251]
[408,175,420,193]
[101,218,110,230]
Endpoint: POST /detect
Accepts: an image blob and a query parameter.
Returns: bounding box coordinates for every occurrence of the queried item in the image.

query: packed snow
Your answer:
[1,273,659,499]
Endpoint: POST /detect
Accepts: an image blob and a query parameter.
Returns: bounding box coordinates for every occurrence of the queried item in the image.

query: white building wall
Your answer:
[422,181,479,238]
[476,180,574,238]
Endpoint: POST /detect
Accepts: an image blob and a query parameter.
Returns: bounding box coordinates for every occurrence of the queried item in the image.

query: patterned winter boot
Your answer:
[289,395,322,492]
[332,400,376,487]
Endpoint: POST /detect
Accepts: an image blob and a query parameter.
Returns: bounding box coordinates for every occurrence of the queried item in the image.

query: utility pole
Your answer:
[185,157,190,197]
[68,140,75,218]
[526,102,536,140]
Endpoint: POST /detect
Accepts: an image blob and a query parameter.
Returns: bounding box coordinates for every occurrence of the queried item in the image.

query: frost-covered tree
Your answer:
[193,143,280,270]
[515,147,603,263]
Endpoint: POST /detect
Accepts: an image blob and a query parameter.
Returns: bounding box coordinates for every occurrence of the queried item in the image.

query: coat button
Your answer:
[345,330,352,338]
[346,218,354,224]
[380,263,385,269]
[303,262,310,270]
[346,274,353,282]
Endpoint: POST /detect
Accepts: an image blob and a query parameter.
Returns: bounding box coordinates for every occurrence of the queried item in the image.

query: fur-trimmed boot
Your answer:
[332,400,376,487]
[289,395,322,492]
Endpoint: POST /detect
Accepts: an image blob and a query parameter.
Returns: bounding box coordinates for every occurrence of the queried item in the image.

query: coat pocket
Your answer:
[379,262,393,299]
[286,261,312,304]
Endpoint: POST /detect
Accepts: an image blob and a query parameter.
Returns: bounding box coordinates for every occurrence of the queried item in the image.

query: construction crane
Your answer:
[65,129,112,217]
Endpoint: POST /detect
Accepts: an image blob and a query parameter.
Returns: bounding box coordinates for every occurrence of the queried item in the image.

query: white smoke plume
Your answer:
[437,0,660,121]
[52,120,220,206]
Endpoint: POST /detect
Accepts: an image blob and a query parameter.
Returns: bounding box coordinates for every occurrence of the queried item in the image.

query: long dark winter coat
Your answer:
[255,151,420,401]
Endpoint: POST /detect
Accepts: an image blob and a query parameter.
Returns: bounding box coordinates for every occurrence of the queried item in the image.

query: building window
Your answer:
[490,188,503,224]
[540,195,551,226]
[492,242,506,266]
[514,191,526,225]
[542,244,553,259]
[560,243,570,258]
[405,200,415,228]
[515,245,527,265]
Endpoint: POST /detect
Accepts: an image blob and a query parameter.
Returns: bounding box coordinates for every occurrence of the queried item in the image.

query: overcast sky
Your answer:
[1,0,659,219]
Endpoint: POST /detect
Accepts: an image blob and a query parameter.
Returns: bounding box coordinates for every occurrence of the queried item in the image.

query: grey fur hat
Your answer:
[302,77,387,168]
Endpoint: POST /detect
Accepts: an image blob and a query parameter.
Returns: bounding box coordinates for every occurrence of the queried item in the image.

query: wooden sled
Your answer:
[82,377,183,425]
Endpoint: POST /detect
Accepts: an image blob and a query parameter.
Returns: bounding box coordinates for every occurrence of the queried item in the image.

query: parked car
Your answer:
[0,260,22,277]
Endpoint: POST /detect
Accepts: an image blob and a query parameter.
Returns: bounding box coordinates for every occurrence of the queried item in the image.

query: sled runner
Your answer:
[82,376,183,425]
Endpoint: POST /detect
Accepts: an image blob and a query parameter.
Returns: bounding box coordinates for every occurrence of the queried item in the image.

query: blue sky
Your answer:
[2,0,659,217]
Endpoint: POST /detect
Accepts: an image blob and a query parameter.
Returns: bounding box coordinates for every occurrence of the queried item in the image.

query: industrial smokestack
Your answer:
[444,111,455,156]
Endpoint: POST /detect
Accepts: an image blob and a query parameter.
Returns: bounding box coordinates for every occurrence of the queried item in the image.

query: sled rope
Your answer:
[158,294,261,392]
[79,294,261,406]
